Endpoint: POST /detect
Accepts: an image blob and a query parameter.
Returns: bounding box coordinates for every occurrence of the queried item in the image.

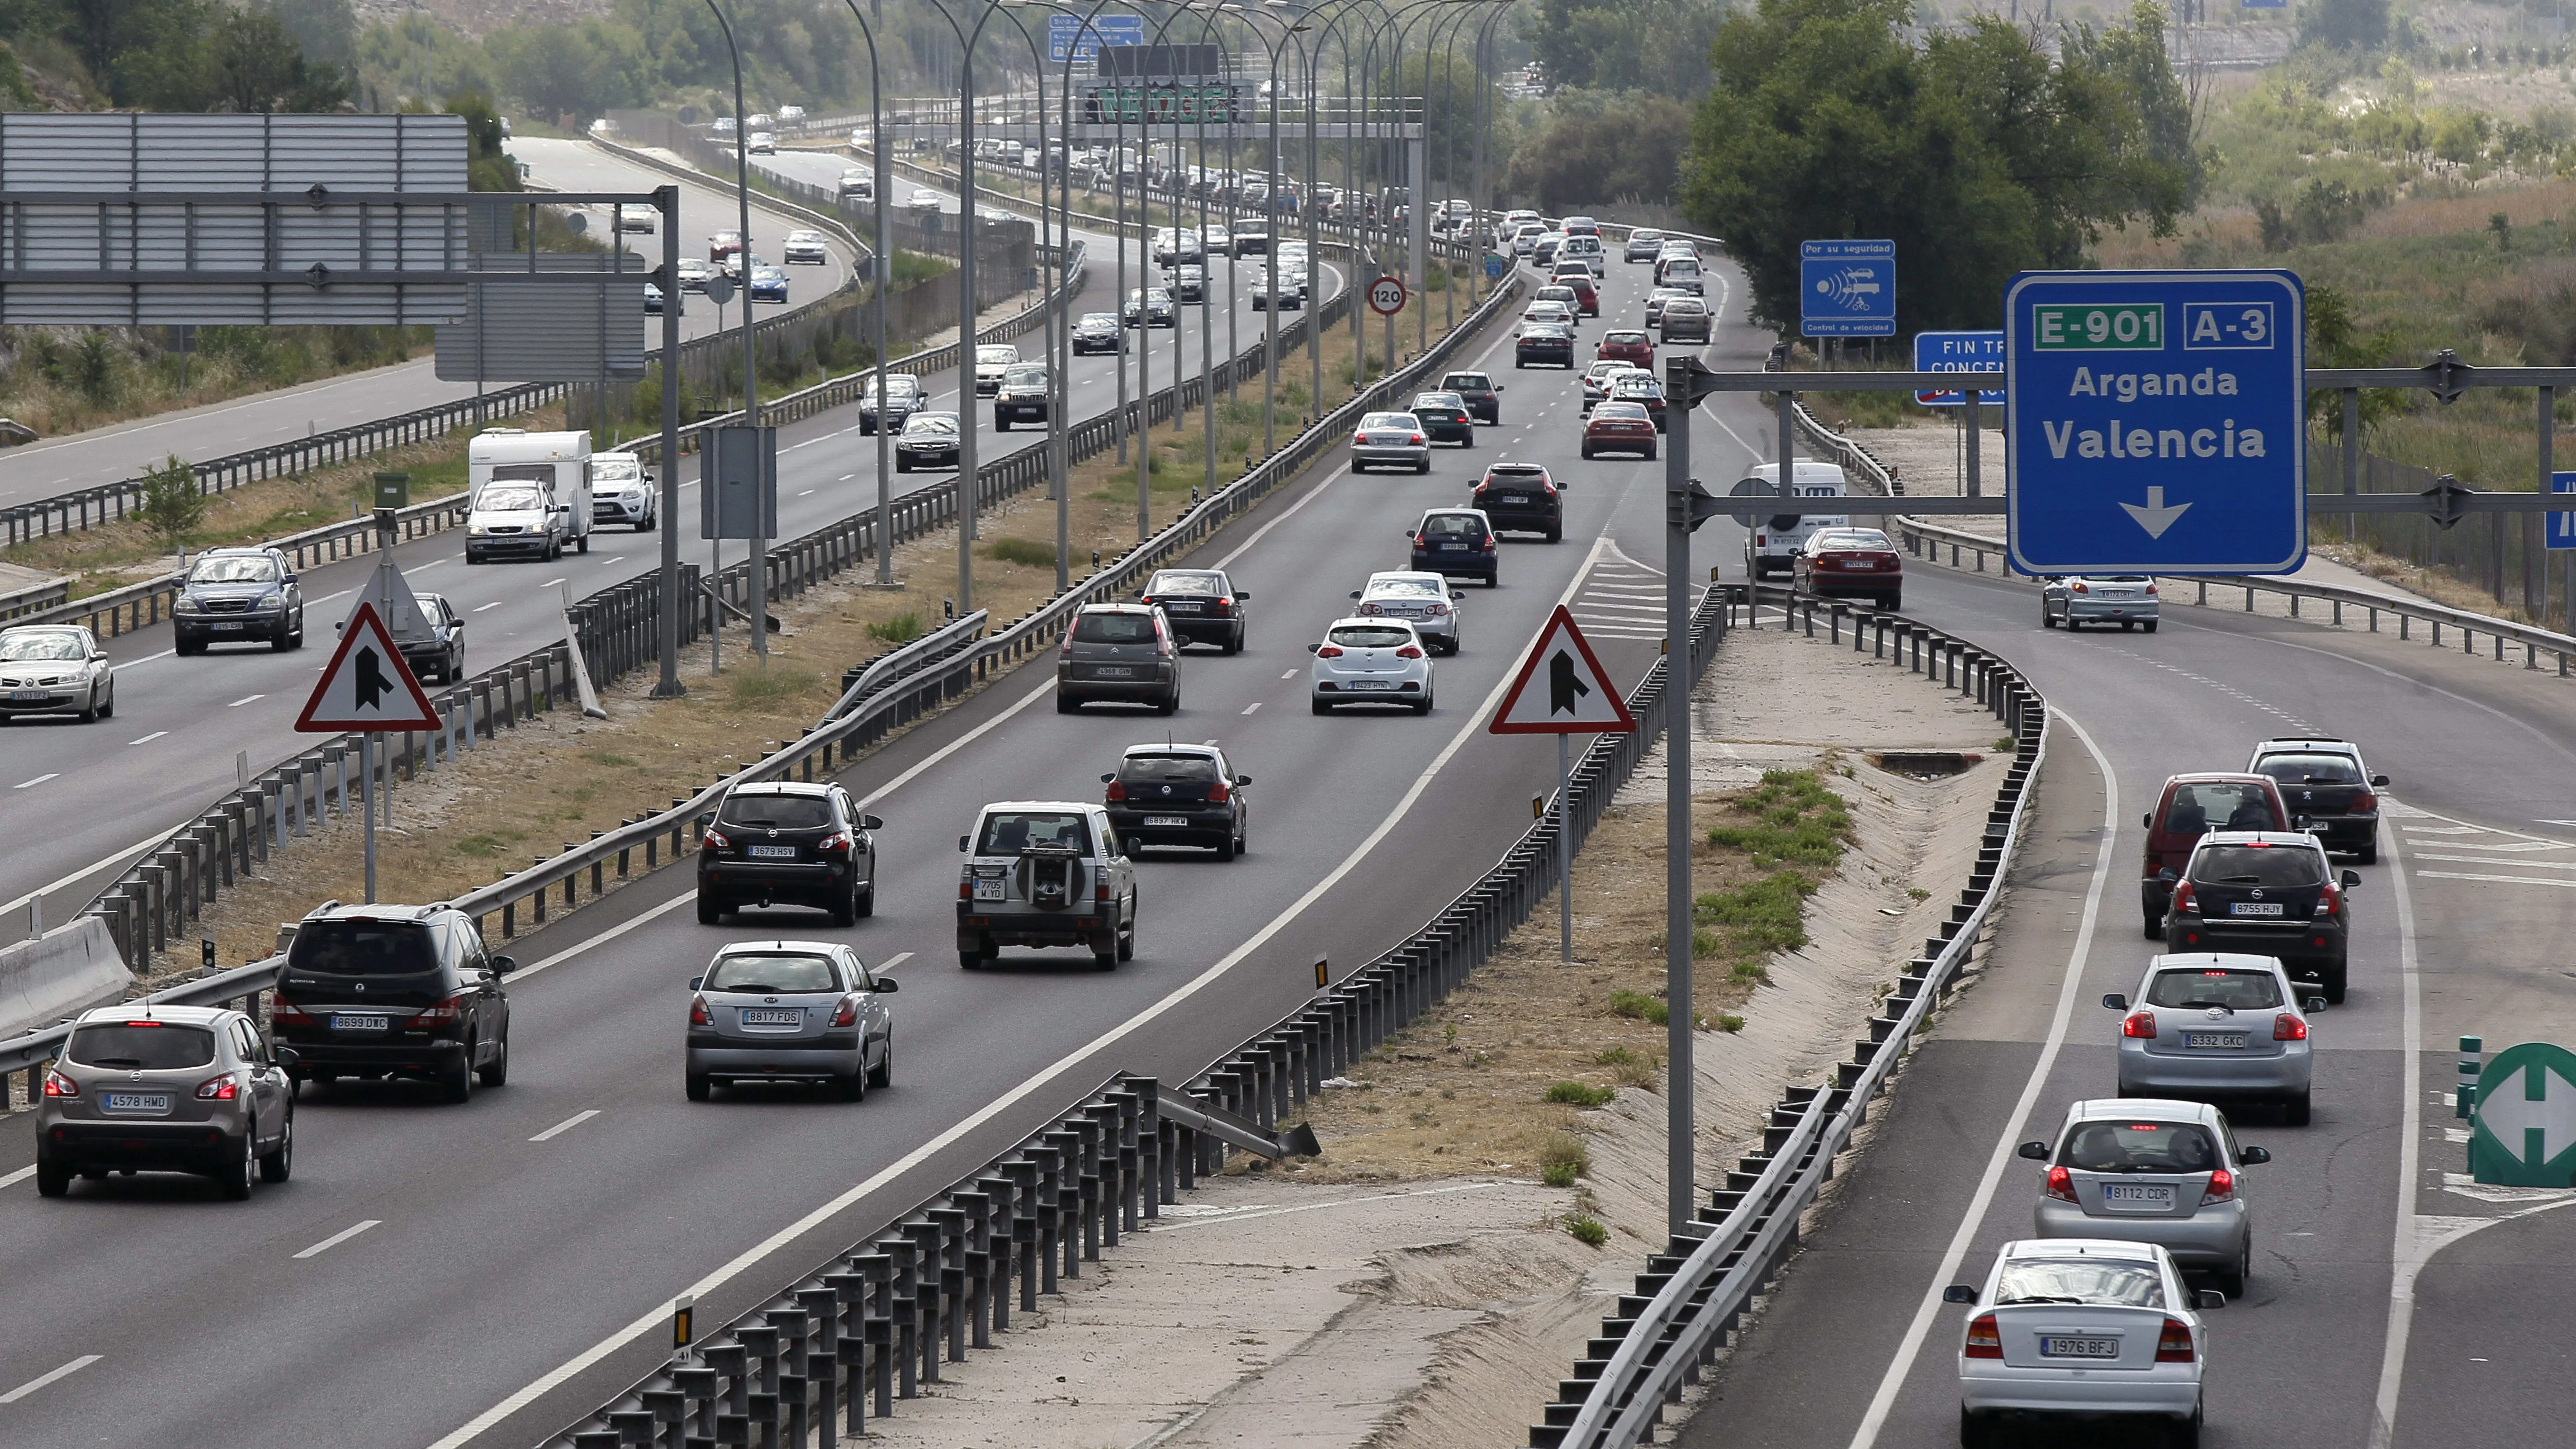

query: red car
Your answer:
[2139,773,2290,935]
[1597,329,1654,369]
[1553,269,1600,316]
[1580,401,1657,460]
[1789,525,1903,611]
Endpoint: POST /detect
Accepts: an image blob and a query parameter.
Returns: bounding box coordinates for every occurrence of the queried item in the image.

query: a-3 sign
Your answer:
[2005,269,2305,576]
[297,602,441,734]
[1490,607,1636,735]
[2470,1042,2576,1187]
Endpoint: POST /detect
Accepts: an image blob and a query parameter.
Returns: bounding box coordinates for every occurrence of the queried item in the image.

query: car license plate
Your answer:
[212,622,245,631]
[2101,1182,2176,1210]
[331,1015,389,1032]
[974,879,1007,901]
[1144,815,1188,827]
[1349,679,1393,690]
[747,844,798,859]
[1439,542,1464,551]
[1094,665,1134,678]
[2230,902,2285,916]
[740,1008,802,1026]
[2039,1337,2120,1360]
[2186,1031,2247,1049]
[1163,602,1201,612]
[1501,494,1529,504]
[8,690,45,702]
[102,1092,171,1114]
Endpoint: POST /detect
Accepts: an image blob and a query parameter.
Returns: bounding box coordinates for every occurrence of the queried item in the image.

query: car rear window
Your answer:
[1368,577,1446,598]
[2145,968,2285,1010]
[1594,403,1651,421]
[1362,413,1418,429]
[1329,624,1415,648]
[2193,844,2324,887]
[2162,783,2276,834]
[289,919,441,977]
[68,1023,217,1070]
[1606,332,1649,345]
[978,811,1092,855]
[705,952,841,993]
[1443,373,1490,390]
[2059,1120,2222,1174]
[1994,1259,2163,1309]
[1420,514,1488,538]
[2255,754,2361,785]
[719,794,834,831]
[1120,755,1220,783]
[1148,571,1224,595]
[1074,612,1158,643]
[1814,530,1891,550]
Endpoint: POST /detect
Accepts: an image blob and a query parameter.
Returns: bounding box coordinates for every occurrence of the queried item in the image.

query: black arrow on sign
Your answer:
[1549,650,1590,716]
[354,646,392,711]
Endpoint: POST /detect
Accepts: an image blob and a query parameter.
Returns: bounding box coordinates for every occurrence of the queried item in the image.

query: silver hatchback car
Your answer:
[684,941,896,1101]
[2106,953,2323,1124]
[36,1004,296,1199]
[2022,1098,2271,1295]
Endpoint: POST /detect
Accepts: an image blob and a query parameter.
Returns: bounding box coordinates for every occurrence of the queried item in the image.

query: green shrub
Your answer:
[1706,769,1852,868]
[1540,1131,1591,1186]
[866,610,925,644]
[1565,1214,1609,1247]
[982,537,1057,568]
[1715,1012,1746,1033]
[1607,989,1668,1025]
[1545,1081,1616,1108]
[138,453,206,552]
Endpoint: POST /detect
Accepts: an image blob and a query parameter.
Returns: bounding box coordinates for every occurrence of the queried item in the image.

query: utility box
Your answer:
[373,471,411,510]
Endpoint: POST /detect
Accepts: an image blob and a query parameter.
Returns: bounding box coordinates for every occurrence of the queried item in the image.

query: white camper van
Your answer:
[467,428,594,564]
[1738,460,1850,579]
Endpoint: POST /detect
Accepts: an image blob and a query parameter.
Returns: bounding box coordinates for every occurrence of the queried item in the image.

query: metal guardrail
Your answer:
[821,611,987,727]
[1530,589,2047,1449]
[0,572,69,619]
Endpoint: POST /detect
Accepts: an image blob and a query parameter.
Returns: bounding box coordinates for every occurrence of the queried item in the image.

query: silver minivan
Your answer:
[2022,1098,2270,1295]
[684,941,895,1101]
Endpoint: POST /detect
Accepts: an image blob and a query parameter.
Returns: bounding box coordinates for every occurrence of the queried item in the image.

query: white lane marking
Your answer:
[529,1110,602,1143]
[2405,839,2567,853]
[2415,869,2576,889]
[311,589,351,605]
[12,774,58,789]
[874,951,912,974]
[293,1219,381,1259]
[423,538,1616,1449]
[798,489,815,498]
[1241,702,1261,714]
[475,603,503,613]
[0,1164,31,1189]
[538,578,567,590]
[1281,670,1296,680]
[225,694,263,708]
[2411,851,2576,870]
[1845,707,2114,1449]
[126,732,168,746]
[2368,813,2428,1448]
[0,1355,102,1404]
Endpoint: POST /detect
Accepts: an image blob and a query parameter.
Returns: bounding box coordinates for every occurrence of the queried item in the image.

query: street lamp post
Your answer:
[827,0,899,588]
[703,0,768,661]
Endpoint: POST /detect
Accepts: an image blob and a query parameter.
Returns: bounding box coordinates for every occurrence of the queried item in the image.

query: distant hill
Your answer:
[352,0,613,44]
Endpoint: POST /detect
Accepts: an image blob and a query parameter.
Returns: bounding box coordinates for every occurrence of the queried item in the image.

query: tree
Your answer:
[2299,0,2390,54]
[444,91,522,192]
[1506,92,1693,210]
[214,4,349,112]
[1524,0,1726,97]
[138,453,206,554]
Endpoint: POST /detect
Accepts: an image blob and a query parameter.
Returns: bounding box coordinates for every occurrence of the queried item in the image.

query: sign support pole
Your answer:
[1559,732,1573,965]
[1964,388,1982,498]
[361,732,377,905]
[1665,366,1697,1239]
[655,185,685,698]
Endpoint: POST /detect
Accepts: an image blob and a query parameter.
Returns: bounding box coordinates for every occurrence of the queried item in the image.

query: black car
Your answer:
[1138,567,1251,652]
[2161,831,2360,1002]
[400,593,466,685]
[895,411,962,472]
[1173,264,1205,304]
[1410,508,1499,586]
[1471,463,1561,543]
[271,903,514,1102]
[1104,742,1249,859]
[1441,370,1503,424]
[859,375,926,435]
[1409,391,1476,447]
[2246,738,2387,862]
[1072,311,1125,354]
[1124,287,1177,328]
[994,363,1050,431]
[1514,325,1574,370]
[174,546,305,655]
[697,781,881,925]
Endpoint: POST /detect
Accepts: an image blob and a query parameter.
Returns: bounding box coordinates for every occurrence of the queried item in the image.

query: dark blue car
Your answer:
[1408,508,1498,587]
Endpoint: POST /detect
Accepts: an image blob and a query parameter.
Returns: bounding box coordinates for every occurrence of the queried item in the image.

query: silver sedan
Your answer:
[0,624,113,721]
[2105,953,2321,1123]
[684,941,896,1101]
[2042,574,2161,631]
[1349,411,1430,474]
[2023,1098,2271,1295]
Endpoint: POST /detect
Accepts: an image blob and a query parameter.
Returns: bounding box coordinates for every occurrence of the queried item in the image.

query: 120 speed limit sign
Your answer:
[1367,275,1408,315]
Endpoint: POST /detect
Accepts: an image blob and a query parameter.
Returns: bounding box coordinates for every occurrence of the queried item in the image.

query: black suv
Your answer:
[174,546,305,655]
[1137,567,1251,653]
[1471,463,1561,543]
[2161,831,2361,1002]
[1439,370,1503,425]
[698,782,881,925]
[1104,742,1251,859]
[272,904,513,1102]
[2246,737,2387,863]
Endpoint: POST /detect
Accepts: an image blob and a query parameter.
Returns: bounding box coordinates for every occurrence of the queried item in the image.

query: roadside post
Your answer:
[1489,605,1637,965]
[2468,1040,2576,1187]
[296,602,443,904]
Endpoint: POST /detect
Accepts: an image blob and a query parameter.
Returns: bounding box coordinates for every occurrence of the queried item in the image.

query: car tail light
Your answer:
[2200,1167,2236,1205]
[42,1068,78,1098]
[1409,433,1426,447]
[1096,880,1111,903]
[196,1072,240,1101]
[1210,598,1231,615]
[2045,1165,2077,1202]
[819,831,853,855]
[1480,538,1496,552]
[2156,1319,2196,1362]
[2071,581,2090,594]
[1106,779,1128,802]
[1138,594,1155,607]
[1317,645,1343,658]
[1352,432,1368,446]
[1544,482,1558,496]
[2144,583,2160,595]
[2315,882,2340,917]
[703,828,731,851]
[2123,1011,2159,1039]
[690,996,712,1026]
[2172,880,2196,915]
[271,996,316,1025]
[409,993,464,1027]
[1396,644,1424,659]
[2274,1012,2307,1041]
[1428,602,1450,617]
[1963,1314,2002,1359]
[831,995,861,1028]
[1209,780,1231,803]
[2352,790,2377,813]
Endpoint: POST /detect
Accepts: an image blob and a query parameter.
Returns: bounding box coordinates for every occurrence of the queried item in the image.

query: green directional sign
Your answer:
[2469,1042,2576,1187]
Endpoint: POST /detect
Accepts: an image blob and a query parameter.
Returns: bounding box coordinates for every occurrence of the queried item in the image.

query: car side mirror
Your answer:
[1494,383,1505,391]
[1235,774,1251,785]
[1306,642,1319,654]
[689,976,704,991]
[1234,590,1250,600]
[1451,589,1466,600]
[1350,590,1362,599]
[283,574,298,586]
[2372,774,2389,787]
[856,815,882,831]
[2142,812,2153,830]
[2103,993,2128,1011]
[2016,1141,2049,1161]
[2196,1289,2227,1311]
[1102,773,1117,783]
[273,1046,300,1069]
[2157,868,2178,883]
[873,978,899,993]
[1941,1285,1978,1305]
[2239,1145,2271,1165]
[958,835,971,852]
[2340,870,2360,888]
[490,955,515,974]
[2305,996,2328,1014]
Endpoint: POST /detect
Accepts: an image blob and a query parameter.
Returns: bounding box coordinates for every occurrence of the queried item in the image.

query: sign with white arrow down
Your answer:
[2469,1041,2576,1188]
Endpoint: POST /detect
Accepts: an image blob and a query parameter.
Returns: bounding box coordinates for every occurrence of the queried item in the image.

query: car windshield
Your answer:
[288,918,441,977]
[705,952,841,993]
[1329,624,1414,648]
[2145,968,2285,1011]
[2162,783,2275,834]
[978,346,1019,366]
[1367,577,1446,598]
[2255,753,2361,785]
[593,456,640,482]
[67,1022,217,1071]
[188,555,282,584]
[1003,365,1048,387]
[753,268,784,282]
[477,485,544,512]
[1081,312,1116,328]
[2059,1120,2222,1175]
[788,231,821,243]
[1120,754,1220,784]
[1147,571,1224,596]
[1073,612,1158,643]
[869,377,919,398]
[1993,1258,2165,1309]
[903,414,959,437]
[977,811,1092,855]
[1815,530,1891,550]
[718,793,834,830]
[1421,514,1486,538]
[0,631,85,661]
[2193,844,2326,887]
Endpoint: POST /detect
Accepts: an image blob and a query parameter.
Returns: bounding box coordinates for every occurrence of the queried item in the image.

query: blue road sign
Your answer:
[1048,12,1145,62]
[1915,329,2004,407]
[2005,269,2305,575]
[1801,240,1896,338]
[2554,473,2576,551]
[1485,252,1507,280]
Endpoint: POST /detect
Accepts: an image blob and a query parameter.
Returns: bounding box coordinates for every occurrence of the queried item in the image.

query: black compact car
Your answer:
[1441,370,1503,424]
[1409,391,1476,447]
[1515,325,1574,369]
[174,547,305,655]
[2161,831,2360,1002]
[1138,567,1251,653]
[2246,737,2388,863]
[697,781,882,925]
[271,904,514,1102]
[1471,463,1561,543]
[895,411,962,472]
[1409,508,1499,586]
[1072,311,1125,354]
[1104,742,1249,859]
[400,593,466,685]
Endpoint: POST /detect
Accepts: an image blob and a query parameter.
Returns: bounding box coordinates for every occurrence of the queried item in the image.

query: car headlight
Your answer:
[470,524,489,537]
[176,596,202,613]
[259,590,285,609]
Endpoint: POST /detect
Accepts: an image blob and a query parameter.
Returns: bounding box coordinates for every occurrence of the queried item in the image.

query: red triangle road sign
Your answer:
[295,601,443,733]
[1489,604,1638,735]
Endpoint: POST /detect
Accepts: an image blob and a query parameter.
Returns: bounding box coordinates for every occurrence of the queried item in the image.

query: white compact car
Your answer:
[1350,571,1465,654]
[1949,1238,2224,1448]
[1309,617,1434,714]
[974,344,1021,396]
[783,229,830,264]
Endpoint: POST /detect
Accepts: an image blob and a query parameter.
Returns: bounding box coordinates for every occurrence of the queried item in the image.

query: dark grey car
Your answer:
[685,941,896,1101]
[1057,604,1179,713]
[174,547,305,655]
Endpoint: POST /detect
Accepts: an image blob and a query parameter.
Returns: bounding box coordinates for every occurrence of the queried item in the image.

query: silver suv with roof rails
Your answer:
[36,1002,297,1198]
[956,802,1138,970]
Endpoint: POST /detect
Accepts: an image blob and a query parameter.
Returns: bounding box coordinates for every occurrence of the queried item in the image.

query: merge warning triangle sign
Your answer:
[296,601,442,733]
[1490,605,1638,735]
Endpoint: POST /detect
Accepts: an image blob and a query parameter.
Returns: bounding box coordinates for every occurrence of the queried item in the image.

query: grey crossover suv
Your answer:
[36,1004,297,1198]
[685,940,896,1100]
[1057,604,1180,714]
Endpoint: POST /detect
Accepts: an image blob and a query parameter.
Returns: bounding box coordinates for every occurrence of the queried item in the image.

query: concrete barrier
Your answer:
[0,917,132,1041]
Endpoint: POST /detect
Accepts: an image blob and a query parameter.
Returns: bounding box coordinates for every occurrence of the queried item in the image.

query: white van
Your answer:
[1736,460,1850,579]
[467,428,595,564]
[1559,233,1606,278]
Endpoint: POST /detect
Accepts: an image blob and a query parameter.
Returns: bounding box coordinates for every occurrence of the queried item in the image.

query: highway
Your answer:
[0,250,1716,1448]
[0,139,1345,934]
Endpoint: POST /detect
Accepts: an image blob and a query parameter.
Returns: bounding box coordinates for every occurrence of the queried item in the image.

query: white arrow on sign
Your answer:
[2481,1063,2576,1164]
[2119,485,2193,539]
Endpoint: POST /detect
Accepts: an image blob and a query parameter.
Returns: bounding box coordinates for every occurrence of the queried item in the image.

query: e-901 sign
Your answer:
[2032,304,2165,351]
